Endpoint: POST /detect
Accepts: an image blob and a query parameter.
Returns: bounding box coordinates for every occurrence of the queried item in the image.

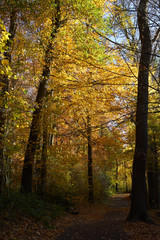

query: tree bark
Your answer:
[127,0,152,221]
[124,161,128,192]
[40,112,48,195]
[147,133,159,208]
[87,114,94,203]
[20,0,61,193]
[0,10,16,193]
[116,159,118,192]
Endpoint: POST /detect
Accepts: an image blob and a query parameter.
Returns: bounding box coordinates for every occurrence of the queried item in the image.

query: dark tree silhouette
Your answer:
[0,10,16,193]
[20,0,61,193]
[127,0,152,221]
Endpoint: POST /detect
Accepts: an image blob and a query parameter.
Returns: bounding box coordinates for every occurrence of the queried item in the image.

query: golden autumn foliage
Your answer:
[0,0,138,198]
[0,0,159,208]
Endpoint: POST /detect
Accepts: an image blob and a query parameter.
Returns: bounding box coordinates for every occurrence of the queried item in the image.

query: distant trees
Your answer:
[19,0,110,195]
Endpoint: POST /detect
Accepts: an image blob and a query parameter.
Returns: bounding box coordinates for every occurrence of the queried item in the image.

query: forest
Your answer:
[0,0,160,239]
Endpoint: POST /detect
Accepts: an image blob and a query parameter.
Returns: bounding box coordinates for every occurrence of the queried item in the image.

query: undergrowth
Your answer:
[0,192,67,229]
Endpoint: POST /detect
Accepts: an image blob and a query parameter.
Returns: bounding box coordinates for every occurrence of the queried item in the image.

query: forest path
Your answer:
[55,193,131,240]
[1,193,160,239]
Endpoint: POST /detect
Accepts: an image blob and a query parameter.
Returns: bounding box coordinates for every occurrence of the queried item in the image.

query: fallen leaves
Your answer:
[1,194,160,240]
[125,210,160,240]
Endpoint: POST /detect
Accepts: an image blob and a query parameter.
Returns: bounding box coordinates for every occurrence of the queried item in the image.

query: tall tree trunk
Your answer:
[124,163,128,193]
[34,128,43,193]
[127,0,152,221]
[40,112,48,195]
[147,133,159,208]
[87,114,94,203]
[116,159,118,192]
[20,0,61,193]
[0,11,16,194]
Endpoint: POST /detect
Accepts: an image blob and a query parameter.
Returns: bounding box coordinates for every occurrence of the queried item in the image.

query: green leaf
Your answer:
[23,89,28,94]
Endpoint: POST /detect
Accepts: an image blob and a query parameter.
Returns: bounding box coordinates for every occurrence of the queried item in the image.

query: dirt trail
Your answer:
[1,193,160,240]
[56,193,131,240]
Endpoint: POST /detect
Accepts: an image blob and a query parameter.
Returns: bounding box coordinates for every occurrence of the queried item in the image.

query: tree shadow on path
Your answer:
[56,193,131,240]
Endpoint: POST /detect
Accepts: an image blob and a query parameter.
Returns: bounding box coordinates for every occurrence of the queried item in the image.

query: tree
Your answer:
[147,132,159,208]
[1,0,155,206]
[0,10,17,193]
[127,0,152,221]
[87,113,94,202]
[147,110,160,209]
[20,0,61,193]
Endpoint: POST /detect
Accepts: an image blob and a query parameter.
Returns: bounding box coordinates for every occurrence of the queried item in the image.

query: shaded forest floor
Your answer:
[1,193,160,240]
